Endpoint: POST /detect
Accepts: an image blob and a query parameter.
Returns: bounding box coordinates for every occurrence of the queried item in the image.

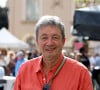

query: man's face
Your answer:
[37,25,64,59]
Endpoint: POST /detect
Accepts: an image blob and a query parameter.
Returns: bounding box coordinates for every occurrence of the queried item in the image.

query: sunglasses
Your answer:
[43,83,50,90]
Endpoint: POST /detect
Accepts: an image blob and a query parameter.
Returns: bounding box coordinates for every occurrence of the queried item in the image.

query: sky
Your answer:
[0,0,7,8]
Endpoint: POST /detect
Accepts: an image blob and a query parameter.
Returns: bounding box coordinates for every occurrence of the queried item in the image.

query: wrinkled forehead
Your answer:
[38,25,62,35]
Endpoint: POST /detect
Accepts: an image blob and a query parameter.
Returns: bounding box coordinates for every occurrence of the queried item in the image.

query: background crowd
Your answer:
[0,47,40,76]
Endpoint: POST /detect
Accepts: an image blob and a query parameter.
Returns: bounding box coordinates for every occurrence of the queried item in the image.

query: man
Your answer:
[14,15,93,90]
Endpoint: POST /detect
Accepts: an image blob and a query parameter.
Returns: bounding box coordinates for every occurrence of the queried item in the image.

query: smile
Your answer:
[45,47,56,52]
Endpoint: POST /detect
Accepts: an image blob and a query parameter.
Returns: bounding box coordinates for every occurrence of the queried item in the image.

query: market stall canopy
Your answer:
[0,28,29,49]
[71,5,100,41]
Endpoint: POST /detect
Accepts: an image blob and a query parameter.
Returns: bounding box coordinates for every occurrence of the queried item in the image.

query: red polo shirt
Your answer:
[14,55,93,90]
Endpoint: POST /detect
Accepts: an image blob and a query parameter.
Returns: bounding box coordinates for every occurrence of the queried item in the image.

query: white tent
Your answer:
[78,5,100,11]
[0,28,29,49]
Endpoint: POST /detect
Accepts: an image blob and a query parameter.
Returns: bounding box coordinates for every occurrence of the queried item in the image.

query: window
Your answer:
[26,0,39,21]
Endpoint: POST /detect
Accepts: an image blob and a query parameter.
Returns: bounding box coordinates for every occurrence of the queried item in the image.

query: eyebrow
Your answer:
[40,34,60,37]
[52,34,60,37]
[40,34,47,37]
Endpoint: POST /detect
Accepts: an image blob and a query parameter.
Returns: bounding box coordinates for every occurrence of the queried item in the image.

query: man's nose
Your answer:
[46,38,53,45]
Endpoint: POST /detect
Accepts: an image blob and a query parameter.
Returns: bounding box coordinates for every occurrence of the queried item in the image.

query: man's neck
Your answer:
[42,55,61,77]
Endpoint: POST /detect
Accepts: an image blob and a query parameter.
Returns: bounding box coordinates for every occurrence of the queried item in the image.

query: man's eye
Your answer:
[41,37,47,40]
[53,36,59,39]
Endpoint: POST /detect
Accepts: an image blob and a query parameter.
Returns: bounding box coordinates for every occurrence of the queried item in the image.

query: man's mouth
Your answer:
[46,48,54,51]
[45,46,56,52]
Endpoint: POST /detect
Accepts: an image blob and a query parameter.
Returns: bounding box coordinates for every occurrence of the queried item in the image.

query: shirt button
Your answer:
[43,78,46,81]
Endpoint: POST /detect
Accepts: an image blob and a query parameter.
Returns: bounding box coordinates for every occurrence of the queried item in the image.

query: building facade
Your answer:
[7,0,75,51]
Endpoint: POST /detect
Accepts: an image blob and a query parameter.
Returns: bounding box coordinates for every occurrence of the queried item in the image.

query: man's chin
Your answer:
[45,53,55,58]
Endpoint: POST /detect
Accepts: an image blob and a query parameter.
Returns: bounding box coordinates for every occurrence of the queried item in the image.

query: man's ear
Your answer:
[63,38,66,45]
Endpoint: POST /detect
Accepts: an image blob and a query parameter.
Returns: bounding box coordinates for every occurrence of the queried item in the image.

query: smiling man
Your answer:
[14,15,93,90]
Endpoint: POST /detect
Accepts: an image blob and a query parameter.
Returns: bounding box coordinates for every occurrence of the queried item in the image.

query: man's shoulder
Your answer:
[65,57,87,70]
[19,56,42,70]
[23,56,42,65]
[16,56,42,77]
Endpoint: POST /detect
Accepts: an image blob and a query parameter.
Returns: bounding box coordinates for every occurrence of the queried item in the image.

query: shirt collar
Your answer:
[34,56,43,72]
[35,54,64,73]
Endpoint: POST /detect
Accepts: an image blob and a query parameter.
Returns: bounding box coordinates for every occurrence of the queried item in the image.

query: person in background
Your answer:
[79,46,90,70]
[62,49,68,57]
[32,49,39,58]
[69,52,75,59]
[75,52,82,62]
[14,15,93,90]
[92,66,100,90]
[94,53,100,67]
[7,50,16,76]
[0,66,5,90]
[88,53,95,70]
[14,51,27,77]
[27,51,33,60]
[0,47,10,75]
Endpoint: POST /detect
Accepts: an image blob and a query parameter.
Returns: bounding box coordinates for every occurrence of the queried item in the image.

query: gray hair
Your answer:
[35,15,65,41]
